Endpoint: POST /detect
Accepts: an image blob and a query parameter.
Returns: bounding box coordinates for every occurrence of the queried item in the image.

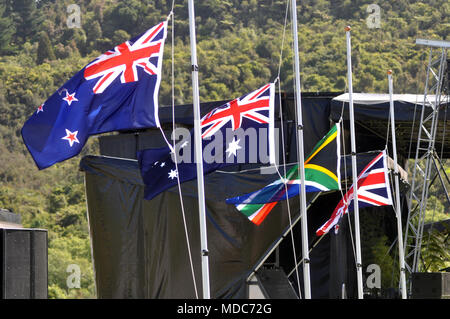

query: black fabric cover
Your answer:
[286,96,334,162]
[83,93,340,299]
[277,151,384,299]
[81,156,324,298]
[81,90,414,299]
[80,150,382,299]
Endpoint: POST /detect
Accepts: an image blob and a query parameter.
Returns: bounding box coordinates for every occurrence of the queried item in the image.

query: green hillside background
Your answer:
[0,0,448,298]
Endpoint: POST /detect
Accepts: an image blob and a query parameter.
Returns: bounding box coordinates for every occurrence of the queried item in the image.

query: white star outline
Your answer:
[61,129,80,147]
[62,91,79,106]
[168,169,178,180]
[226,137,242,158]
[36,103,44,114]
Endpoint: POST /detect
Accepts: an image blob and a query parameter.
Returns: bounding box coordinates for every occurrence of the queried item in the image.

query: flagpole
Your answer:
[387,70,408,299]
[188,0,210,299]
[345,26,364,299]
[291,0,311,299]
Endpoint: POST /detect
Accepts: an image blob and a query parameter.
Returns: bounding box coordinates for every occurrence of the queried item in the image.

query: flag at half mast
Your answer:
[316,150,393,236]
[226,123,341,225]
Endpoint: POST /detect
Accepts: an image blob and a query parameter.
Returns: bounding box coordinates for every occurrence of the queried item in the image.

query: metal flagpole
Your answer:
[345,26,364,299]
[291,0,311,299]
[387,70,408,299]
[187,0,210,299]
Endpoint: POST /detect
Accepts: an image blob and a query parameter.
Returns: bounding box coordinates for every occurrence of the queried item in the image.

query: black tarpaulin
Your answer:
[81,91,416,299]
[81,155,322,298]
[80,150,393,299]
[84,93,341,299]
[286,95,333,162]
[278,151,398,298]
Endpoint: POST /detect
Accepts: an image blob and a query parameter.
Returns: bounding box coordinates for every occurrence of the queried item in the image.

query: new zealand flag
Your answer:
[138,83,276,200]
[21,21,167,169]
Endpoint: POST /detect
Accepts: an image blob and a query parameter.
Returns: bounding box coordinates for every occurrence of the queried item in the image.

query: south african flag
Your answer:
[226,124,341,225]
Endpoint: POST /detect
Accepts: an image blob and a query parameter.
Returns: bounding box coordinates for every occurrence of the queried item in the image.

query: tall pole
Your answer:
[345,26,364,299]
[291,0,311,299]
[387,70,408,299]
[188,0,210,299]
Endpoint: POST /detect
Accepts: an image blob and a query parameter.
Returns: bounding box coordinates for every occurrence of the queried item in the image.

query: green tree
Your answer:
[36,31,55,64]
[11,0,39,44]
[112,29,131,45]
[102,2,140,38]
[86,20,102,51]
[420,226,450,272]
[0,4,15,54]
[370,235,398,289]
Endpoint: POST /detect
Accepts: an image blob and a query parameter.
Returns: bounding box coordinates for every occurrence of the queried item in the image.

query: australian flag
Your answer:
[138,83,276,200]
[21,21,167,170]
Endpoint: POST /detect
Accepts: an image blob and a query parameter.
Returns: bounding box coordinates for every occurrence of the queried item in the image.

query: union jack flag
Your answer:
[200,83,273,139]
[316,150,393,236]
[84,22,166,94]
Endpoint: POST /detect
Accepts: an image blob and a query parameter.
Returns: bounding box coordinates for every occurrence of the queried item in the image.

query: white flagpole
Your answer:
[291,0,311,299]
[387,70,408,299]
[188,0,210,299]
[345,26,364,299]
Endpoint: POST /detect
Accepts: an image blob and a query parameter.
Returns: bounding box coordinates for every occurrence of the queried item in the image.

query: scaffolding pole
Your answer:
[404,39,448,295]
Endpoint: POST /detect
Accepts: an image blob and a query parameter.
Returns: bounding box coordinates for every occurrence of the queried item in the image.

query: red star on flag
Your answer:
[63,91,79,106]
[61,129,80,147]
[36,103,44,114]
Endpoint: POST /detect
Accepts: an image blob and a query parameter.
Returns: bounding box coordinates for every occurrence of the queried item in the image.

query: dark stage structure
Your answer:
[0,210,48,299]
[80,90,449,299]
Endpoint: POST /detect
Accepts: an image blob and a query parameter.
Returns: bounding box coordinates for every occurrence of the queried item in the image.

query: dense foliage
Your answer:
[0,0,448,298]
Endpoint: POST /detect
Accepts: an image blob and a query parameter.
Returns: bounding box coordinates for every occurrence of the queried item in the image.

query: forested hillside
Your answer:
[0,0,448,298]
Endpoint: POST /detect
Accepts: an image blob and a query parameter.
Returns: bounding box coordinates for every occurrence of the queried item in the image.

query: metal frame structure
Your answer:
[404,39,449,295]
